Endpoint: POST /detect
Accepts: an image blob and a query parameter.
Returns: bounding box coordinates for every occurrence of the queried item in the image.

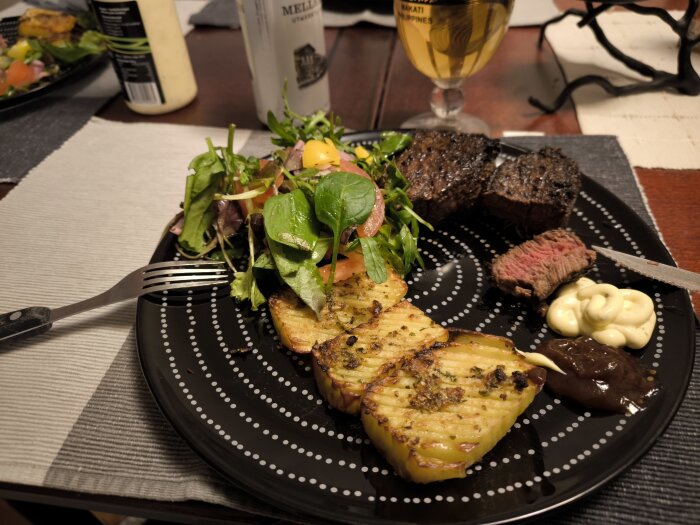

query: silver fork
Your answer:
[0,260,229,345]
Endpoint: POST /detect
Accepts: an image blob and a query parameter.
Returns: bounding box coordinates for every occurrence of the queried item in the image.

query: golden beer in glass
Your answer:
[394,0,514,134]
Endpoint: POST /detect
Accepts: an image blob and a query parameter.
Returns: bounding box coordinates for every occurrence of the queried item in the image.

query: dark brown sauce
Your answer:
[536,337,658,414]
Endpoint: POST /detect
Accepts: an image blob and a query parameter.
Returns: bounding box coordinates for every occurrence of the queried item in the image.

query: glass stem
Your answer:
[430,80,465,119]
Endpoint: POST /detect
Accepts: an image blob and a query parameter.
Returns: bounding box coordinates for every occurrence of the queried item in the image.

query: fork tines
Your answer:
[142,260,229,293]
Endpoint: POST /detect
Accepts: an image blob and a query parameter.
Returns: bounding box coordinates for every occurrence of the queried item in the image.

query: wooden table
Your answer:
[1,2,698,522]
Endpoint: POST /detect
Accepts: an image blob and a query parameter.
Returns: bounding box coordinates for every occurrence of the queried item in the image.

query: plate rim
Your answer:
[136,130,697,524]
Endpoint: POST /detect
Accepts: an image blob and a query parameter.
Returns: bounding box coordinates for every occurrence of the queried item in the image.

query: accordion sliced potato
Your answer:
[361,331,546,483]
[312,301,449,415]
[269,268,407,354]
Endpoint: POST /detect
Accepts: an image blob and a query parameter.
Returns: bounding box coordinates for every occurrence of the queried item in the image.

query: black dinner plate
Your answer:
[136,131,696,524]
[0,16,106,114]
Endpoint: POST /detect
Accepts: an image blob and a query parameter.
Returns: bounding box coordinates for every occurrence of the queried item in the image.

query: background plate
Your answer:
[136,132,695,524]
[0,16,106,114]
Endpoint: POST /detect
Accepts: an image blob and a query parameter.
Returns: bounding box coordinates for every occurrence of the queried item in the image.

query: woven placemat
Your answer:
[0,123,695,523]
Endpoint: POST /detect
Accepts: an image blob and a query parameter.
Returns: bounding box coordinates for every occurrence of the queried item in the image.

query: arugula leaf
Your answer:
[263,190,319,252]
[359,237,387,284]
[178,139,225,254]
[267,84,346,149]
[252,252,275,270]
[375,132,413,161]
[398,224,418,273]
[268,239,326,315]
[314,172,376,288]
[231,222,267,310]
[230,266,266,311]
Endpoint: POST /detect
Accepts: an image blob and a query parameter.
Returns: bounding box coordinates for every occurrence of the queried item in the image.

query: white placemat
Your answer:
[0,117,249,489]
[544,10,700,170]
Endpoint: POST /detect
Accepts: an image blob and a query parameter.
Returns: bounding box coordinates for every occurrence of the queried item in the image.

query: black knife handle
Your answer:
[0,307,52,345]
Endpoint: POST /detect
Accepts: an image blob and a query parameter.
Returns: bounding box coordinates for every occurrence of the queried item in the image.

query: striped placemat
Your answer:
[0,120,696,523]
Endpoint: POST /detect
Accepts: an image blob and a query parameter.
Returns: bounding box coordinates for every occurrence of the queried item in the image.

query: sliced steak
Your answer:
[395,130,499,224]
[491,229,596,311]
[481,147,582,235]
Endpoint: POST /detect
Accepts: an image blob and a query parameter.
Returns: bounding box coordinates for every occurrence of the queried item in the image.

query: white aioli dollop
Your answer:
[546,277,656,349]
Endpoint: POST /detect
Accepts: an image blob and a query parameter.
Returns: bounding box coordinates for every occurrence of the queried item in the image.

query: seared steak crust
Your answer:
[395,130,500,223]
[481,147,582,234]
[491,229,596,308]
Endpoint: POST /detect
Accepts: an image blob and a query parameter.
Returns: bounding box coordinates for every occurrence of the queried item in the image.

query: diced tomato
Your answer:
[336,159,384,238]
[318,251,365,284]
[6,60,35,88]
[234,159,284,217]
[251,160,284,208]
[337,159,369,179]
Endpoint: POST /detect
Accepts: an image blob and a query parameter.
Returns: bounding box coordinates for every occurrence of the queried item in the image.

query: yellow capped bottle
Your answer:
[90,0,197,114]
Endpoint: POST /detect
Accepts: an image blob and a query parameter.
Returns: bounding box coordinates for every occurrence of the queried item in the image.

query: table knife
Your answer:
[592,246,700,292]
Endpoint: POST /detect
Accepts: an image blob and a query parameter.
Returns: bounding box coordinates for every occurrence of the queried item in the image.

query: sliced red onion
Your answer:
[284,140,305,171]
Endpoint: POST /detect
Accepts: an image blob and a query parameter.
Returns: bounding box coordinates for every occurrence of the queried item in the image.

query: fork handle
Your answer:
[0,307,52,344]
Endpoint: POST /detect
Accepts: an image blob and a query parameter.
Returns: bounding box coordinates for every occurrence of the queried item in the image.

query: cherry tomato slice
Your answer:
[234,159,284,217]
[6,60,35,88]
[318,251,365,284]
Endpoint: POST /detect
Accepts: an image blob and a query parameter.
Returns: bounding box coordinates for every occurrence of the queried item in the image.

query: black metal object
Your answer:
[530,0,700,113]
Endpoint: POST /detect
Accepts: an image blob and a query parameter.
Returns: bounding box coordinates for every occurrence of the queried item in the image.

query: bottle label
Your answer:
[91,0,165,105]
[294,43,327,89]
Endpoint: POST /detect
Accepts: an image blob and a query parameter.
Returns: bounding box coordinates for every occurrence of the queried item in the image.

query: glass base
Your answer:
[400,111,491,135]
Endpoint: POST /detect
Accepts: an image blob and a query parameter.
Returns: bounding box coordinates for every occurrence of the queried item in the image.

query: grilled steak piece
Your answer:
[481,147,582,235]
[395,130,499,223]
[491,229,596,311]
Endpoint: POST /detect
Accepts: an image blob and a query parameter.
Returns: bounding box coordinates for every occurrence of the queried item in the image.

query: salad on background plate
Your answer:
[0,8,105,102]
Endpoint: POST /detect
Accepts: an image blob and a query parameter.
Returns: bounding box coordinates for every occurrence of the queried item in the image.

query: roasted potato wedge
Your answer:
[269,268,407,354]
[312,301,449,415]
[361,331,546,483]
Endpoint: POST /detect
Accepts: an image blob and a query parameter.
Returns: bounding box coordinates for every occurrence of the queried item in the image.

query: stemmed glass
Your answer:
[393,0,514,134]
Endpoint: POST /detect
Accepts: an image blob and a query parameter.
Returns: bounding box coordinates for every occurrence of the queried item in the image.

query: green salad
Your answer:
[175,101,430,316]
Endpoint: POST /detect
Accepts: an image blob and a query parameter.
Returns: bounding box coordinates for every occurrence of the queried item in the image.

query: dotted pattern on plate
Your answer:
[140,142,682,524]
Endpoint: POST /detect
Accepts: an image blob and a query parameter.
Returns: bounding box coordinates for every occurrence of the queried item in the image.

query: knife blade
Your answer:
[592,246,700,292]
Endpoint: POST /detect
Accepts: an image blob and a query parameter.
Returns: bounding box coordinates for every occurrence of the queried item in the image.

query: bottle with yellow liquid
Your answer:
[394,0,513,134]
[90,0,198,115]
